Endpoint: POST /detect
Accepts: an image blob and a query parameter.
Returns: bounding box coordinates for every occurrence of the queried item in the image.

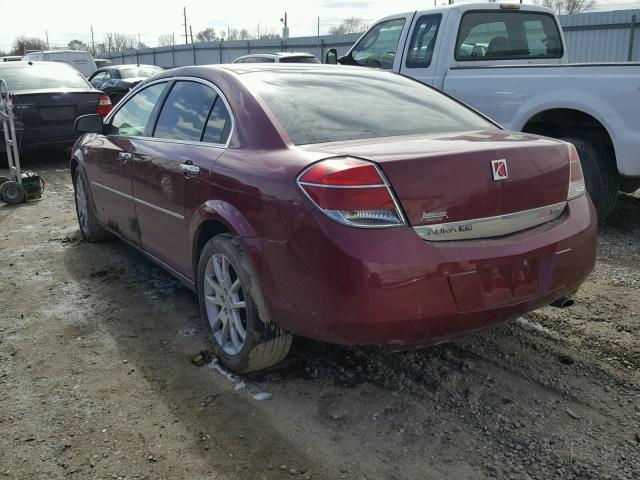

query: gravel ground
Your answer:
[0,155,639,480]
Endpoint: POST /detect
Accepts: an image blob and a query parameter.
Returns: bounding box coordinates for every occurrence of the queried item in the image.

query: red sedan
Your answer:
[71,64,597,373]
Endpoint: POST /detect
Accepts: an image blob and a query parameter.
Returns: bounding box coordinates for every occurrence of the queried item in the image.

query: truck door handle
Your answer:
[118,152,133,162]
[180,163,200,176]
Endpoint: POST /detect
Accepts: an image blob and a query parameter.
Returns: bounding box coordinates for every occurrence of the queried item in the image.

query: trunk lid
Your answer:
[301,130,570,233]
[12,89,100,141]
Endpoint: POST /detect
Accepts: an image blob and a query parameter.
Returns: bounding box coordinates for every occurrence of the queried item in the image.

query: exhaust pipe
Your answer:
[550,296,575,309]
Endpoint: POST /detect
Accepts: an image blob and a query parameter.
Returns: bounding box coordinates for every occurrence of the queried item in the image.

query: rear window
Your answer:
[119,66,163,78]
[279,56,320,64]
[456,11,563,61]
[242,69,496,145]
[0,64,90,91]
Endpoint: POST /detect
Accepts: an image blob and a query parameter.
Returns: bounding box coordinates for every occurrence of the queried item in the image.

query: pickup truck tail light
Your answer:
[96,94,112,116]
[567,144,586,200]
[297,157,406,228]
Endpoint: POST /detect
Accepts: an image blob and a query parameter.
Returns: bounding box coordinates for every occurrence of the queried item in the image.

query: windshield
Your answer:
[119,66,163,79]
[0,63,90,91]
[242,68,496,145]
[279,56,320,64]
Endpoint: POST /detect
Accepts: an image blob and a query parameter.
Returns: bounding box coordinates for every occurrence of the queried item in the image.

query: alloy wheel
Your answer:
[75,176,89,234]
[203,253,248,356]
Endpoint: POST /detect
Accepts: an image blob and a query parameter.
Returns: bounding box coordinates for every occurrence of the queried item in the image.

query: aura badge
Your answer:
[491,159,508,180]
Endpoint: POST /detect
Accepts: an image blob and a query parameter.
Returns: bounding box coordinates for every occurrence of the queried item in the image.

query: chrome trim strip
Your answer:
[91,181,184,220]
[92,181,132,200]
[104,75,236,149]
[414,202,567,242]
[134,197,184,220]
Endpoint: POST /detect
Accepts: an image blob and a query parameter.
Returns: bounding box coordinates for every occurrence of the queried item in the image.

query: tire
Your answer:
[0,181,25,204]
[559,136,618,221]
[73,170,114,242]
[197,234,292,373]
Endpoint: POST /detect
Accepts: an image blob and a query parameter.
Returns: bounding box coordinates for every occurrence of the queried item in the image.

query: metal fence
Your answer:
[559,9,640,62]
[107,9,640,67]
[107,33,361,68]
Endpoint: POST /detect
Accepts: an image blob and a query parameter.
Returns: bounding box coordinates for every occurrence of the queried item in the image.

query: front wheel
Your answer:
[73,170,114,242]
[197,234,292,373]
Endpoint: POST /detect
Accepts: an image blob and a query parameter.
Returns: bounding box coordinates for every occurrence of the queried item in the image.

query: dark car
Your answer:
[71,64,597,373]
[0,61,112,154]
[88,64,163,104]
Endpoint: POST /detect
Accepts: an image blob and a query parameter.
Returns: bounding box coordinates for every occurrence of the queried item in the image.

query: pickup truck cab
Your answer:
[327,3,640,219]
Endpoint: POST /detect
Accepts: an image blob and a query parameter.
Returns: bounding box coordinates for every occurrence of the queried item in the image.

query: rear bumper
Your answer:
[1,122,78,153]
[248,195,597,347]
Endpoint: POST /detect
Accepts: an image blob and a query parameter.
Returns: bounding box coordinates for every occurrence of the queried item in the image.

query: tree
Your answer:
[68,39,88,51]
[11,36,47,55]
[158,34,175,47]
[227,28,240,41]
[196,28,217,42]
[329,17,368,35]
[537,0,595,14]
[103,33,137,52]
[239,29,252,40]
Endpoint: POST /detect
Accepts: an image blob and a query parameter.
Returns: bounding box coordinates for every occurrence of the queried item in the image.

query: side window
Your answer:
[153,81,217,141]
[234,58,245,63]
[455,12,563,61]
[202,97,232,145]
[109,82,166,136]
[90,72,108,87]
[351,18,405,69]
[406,15,442,68]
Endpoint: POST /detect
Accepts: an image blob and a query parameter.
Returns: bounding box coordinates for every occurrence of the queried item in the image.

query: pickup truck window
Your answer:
[455,11,563,61]
[243,70,496,145]
[352,18,405,69]
[406,14,442,68]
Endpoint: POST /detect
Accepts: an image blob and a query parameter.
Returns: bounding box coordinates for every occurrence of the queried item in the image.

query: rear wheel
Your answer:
[73,171,114,242]
[559,136,618,221]
[0,181,25,204]
[197,234,292,373]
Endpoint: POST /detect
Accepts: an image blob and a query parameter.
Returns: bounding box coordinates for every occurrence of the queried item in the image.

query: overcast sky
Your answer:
[2,0,640,53]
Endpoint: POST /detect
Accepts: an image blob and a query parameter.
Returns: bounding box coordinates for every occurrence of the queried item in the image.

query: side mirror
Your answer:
[74,114,104,134]
[325,48,338,65]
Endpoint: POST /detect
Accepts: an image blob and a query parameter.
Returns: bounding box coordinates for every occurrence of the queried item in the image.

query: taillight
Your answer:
[96,94,112,116]
[297,157,406,228]
[567,144,586,200]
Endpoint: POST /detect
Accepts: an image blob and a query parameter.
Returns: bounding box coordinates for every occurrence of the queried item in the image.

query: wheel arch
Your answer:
[189,200,258,282]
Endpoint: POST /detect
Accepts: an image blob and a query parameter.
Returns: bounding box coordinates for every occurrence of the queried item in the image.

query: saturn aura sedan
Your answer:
[71,64,597,373]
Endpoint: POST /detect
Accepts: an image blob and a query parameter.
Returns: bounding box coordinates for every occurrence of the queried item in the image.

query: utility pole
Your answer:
[317,17,320,37]
[280,12,289,40]
[183,7,189,44]
[45,30,49,50]
[189,26,194,44]
[91,25,95,54]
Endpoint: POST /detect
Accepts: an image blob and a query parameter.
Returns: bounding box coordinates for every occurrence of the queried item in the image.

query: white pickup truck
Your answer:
[326,3,640,219]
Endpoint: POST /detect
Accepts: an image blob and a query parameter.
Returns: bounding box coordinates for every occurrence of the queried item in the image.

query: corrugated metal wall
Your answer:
[107,9,640,67]
[559,9,640,62]
[108,33,361,68]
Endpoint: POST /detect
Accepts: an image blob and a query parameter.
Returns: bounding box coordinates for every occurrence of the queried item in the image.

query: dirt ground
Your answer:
[1,154,639,480]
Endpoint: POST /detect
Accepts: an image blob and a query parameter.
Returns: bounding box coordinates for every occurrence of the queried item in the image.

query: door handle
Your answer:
[180,163,200,176]
[118,152,133,162]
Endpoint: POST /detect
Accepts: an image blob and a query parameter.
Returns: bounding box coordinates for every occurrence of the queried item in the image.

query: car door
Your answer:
[130,79,233,277]
[346,16,412,71]
[84,81,168,244]
[398,13,445,86]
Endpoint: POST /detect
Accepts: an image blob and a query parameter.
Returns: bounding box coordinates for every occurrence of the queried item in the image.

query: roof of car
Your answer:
[106,64,159,70]
[0,60,73,69]
[235,52,315,59]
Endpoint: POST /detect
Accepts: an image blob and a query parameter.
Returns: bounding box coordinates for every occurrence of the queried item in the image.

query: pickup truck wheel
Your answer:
[197,234,292,373]
[73,171,114,242]
[559,136,618,221]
